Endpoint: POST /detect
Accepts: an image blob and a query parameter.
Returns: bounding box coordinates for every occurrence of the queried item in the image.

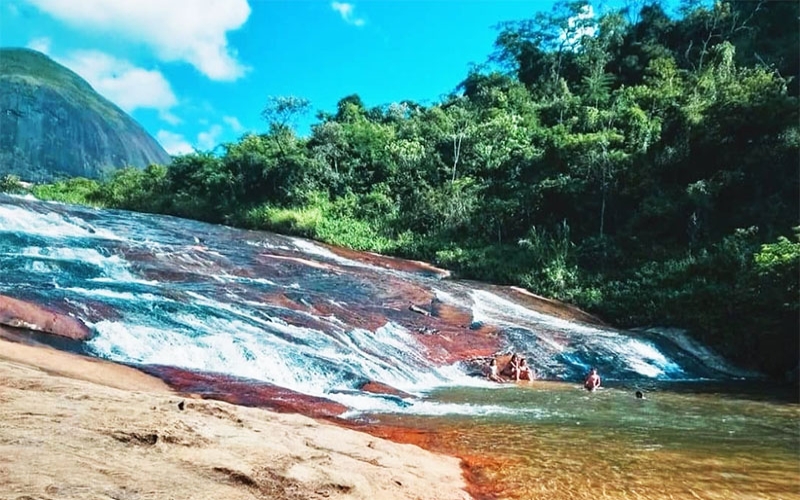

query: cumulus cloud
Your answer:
[331,2,365,27]
[157,130,194,156]
[197,124,223,150]
[158,124,227,154]
[26,37,52,55]
[23,0,251,81]
[58,50,177,113]
[223,116,245,133]
[159,110,182,126]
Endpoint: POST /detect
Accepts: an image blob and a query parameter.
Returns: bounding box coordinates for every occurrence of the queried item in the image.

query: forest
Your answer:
[4,0,798,377]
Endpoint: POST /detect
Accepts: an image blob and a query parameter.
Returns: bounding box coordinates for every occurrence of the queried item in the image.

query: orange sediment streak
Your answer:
[339,421,513,500]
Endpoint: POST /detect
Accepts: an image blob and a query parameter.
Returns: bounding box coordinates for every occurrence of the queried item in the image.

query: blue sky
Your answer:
[1,0,630,155]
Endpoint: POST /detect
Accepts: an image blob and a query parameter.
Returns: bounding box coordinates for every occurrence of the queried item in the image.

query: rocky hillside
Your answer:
[0,48,171,182]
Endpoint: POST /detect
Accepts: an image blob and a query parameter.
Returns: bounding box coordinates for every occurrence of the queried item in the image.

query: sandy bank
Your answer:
[0,339,470,499]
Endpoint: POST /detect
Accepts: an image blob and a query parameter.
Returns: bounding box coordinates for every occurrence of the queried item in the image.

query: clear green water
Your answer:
[366,382,800,499]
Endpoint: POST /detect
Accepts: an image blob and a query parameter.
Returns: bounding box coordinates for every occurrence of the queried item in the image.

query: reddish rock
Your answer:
[430,301,472,325]
[140,365,348,419]
[494,354,517,378]
[260,291,309,313]
[359,381,414,399]
[0,294,92,340]
[393,299,504,364]
[258,253,337,271]
[411,323,502,364]
[312,299,390,333]
[322,244,451,278]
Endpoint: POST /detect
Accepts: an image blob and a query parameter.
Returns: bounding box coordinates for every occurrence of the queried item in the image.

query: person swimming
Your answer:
[584,367,601,391]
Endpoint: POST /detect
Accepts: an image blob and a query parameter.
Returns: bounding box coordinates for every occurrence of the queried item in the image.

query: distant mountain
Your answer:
[0,48,171,182]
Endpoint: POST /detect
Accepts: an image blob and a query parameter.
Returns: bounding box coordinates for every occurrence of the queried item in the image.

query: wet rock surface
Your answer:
[0,193,748,421]
[0,293,92,340]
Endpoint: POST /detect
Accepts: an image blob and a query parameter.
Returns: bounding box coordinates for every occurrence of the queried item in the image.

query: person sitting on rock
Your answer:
[515,358,535,382]
[485,358,503,383]
[500,353,520,379]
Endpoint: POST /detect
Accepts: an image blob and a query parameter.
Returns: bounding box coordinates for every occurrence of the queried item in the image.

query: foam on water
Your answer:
[330,322,463,392]
[288,237,375,270]
[642,327,759,379]
[471,289,606,335]
[229,275,277,286]
[88,318,309,389]
[89,277,159,286]
[24,260,58,274]
[65,287,162,303]
[332,393,415,415]
[20,246,138,282]
[470,289,693,380]
[341,398,552,418]
[86,305,470,400]
[0,205,120,241]
[615,338,685,378]
[433,288,470,309]
[396,400,551,417]
[245,239,293,252]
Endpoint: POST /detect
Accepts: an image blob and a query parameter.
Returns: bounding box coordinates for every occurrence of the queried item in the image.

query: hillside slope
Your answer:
[0,48,171,181]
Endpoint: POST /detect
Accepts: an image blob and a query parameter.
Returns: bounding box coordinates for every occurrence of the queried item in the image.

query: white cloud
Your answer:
[157,130,193,156]
[23,0,251,81]
[26,37,51,55]
[197,125,223,151]
[223,116,244,133]
[331,2,365,27]
[160,122,234,155]
[159,110,182,126]
[58,50,177,113]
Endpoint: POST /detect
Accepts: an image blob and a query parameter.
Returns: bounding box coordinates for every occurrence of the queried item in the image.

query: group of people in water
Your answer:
[484,353,536,383]
[483,357,651,399]
[484,354,603,391]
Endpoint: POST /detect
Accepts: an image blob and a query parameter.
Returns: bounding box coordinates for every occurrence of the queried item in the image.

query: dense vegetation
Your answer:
[4,1,797,378]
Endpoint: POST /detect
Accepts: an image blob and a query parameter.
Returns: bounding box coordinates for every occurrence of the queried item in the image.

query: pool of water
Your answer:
[361,381,800,499]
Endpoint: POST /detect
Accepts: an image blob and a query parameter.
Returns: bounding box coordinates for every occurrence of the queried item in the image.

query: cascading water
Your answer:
[0,194,750,416]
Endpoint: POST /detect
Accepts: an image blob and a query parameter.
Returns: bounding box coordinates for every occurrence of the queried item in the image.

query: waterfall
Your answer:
[0,193,747,415]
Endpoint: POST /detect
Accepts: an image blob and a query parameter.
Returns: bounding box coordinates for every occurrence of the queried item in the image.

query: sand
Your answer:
[0,339,471,500]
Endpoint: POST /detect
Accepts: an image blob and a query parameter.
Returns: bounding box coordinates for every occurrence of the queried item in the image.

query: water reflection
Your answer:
[364,382,800,500]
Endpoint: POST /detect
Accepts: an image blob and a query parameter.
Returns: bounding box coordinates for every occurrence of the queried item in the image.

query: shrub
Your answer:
[0,175,26,194]
[31,178,103,205]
